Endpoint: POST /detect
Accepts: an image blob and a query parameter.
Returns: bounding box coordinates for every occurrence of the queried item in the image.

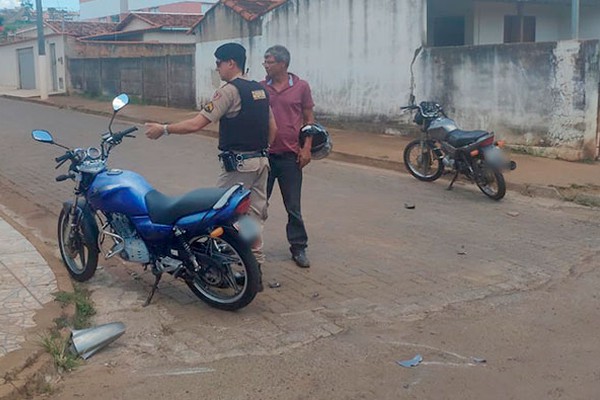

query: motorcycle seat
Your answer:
[446,129,490,148]
[145,187,230,225]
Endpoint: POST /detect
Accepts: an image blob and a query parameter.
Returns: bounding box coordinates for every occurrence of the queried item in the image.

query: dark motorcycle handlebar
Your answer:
[55,152,72,163]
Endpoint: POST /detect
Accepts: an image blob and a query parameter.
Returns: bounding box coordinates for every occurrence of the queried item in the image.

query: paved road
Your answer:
[1,98,599,399]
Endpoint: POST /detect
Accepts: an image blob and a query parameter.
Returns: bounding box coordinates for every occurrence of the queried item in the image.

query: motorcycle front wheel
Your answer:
[185,230,259,311]
[474,160,506,200]
[58,208,99,282]
[403,139,444,181]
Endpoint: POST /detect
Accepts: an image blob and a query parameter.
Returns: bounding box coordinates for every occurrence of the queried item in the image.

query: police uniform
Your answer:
[199,76,270,264]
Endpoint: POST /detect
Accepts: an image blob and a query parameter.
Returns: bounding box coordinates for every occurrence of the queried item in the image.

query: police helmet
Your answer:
[299,123,332,160]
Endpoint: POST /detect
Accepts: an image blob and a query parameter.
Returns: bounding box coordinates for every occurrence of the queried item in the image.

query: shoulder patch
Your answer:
[251,89,267,100]
[203,102,214,113]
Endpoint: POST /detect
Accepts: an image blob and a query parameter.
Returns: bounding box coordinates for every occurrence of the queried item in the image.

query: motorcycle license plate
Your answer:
[233,215,261,242]
[483,146,507,168]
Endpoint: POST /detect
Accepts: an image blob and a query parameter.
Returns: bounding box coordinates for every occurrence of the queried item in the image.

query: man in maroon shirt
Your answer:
[261,45,315,268]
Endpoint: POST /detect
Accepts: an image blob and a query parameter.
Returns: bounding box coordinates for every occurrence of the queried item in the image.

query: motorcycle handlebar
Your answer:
[55,153,71,163]
[120,126,138,136]
[109,126,139,143]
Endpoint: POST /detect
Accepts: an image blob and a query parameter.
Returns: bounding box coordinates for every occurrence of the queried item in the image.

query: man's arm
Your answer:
[268,108,277,146]
[145,112,211,140]
[302,107,315,125]
[297,107,315,168]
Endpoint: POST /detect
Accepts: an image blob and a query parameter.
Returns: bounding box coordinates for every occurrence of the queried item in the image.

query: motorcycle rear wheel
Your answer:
[475,161,506,200]
[58,208,99,282]
[403,139,444,181]
[185,230,259,311]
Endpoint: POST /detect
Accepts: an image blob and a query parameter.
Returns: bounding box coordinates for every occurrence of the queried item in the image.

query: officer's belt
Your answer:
[220,149,268,160]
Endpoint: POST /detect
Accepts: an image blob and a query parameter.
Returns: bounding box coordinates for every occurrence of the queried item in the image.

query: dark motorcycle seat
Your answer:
[145,188,229,225]
[447,129,490,148]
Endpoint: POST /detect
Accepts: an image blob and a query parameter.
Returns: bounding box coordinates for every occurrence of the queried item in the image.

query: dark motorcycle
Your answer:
[402,100,516,200]
[32,94,261,311]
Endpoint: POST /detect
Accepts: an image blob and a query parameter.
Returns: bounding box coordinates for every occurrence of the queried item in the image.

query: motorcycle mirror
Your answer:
[32,129,54,143]
[409,94,416,106]
[112,94,130,112]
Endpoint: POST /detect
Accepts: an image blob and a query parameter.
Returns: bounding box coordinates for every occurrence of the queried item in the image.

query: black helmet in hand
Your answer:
[299,123,332,160]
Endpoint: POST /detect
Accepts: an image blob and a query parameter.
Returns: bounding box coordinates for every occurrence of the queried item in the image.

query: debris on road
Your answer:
[396,354,423,368]
[268,281,281,289]
[472,357,487,364]
[70,322,126,360]
[507,211,520,217]
[457,245,467,255]
[404,202,416,209]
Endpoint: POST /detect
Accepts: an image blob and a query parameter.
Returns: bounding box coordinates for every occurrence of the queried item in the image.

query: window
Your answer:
[110,15,120,22]
[504,15,536,43]
[433,16,465,47]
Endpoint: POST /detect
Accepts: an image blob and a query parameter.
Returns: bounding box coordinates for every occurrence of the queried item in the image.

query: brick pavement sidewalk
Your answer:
[0,213,58,400]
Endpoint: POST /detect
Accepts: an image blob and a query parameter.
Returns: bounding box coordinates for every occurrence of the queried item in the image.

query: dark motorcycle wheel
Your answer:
[185,230,259,311]
[403,139,444,182]
[475,161,506,200]
[57,208,99,282]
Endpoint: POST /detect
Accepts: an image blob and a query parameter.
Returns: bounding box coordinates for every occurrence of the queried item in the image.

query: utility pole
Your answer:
[35,0,48,99]
[571,0,580,39]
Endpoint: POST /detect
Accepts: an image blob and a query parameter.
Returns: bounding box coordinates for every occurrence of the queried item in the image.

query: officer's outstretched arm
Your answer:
[168,113,212,135]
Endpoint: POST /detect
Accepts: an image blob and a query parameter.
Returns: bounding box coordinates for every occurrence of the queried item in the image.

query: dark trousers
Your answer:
[267,153,308,253]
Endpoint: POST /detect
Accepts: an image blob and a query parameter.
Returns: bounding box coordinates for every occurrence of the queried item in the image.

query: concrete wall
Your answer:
[66,42,195,107]
[195,0,426,122]
[0,35,67,93]
[416,40,600,160]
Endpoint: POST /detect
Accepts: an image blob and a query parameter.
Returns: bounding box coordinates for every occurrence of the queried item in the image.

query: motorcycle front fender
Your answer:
[62,199,100,251]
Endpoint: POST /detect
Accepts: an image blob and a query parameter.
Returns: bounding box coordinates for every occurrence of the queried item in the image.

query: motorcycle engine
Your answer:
[106,213,150,263]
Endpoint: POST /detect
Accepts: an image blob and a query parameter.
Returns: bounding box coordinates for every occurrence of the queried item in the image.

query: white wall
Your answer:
[196,0,426,118]
[416,40,600,160]
[0,36,66,93]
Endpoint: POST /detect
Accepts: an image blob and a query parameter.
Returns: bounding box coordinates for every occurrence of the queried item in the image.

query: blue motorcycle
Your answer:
[32,94,261,311]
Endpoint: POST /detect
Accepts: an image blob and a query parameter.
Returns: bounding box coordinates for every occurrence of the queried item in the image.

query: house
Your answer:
[190,0,600,160]
[81,12,202,43]
[79,0,217,21]
[427,0,600,46]
[0,20,115,92]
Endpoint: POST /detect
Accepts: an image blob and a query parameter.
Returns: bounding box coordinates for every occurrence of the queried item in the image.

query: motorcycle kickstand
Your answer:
[143,273,162,307]
[447,171,459,191]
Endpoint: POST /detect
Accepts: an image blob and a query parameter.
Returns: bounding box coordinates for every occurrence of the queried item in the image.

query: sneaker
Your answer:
[291,250,310,268]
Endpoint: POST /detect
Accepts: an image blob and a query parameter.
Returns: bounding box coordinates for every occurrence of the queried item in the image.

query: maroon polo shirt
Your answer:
[261,73,314,155]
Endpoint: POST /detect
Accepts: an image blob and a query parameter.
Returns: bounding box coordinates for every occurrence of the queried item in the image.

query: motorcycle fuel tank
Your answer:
[427,117,459,141]
[87,169,153,215]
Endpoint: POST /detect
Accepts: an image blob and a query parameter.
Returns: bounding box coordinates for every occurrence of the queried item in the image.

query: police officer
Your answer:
[145,43,277,290]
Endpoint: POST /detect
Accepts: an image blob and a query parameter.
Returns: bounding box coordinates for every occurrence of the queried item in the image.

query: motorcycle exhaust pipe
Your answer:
[70,322,126,359]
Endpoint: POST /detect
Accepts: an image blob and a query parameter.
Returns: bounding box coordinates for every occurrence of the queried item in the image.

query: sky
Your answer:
[0,0,79,11]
